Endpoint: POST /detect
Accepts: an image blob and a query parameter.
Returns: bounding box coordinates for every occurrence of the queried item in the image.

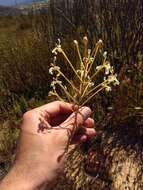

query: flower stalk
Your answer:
[49,37,119,106]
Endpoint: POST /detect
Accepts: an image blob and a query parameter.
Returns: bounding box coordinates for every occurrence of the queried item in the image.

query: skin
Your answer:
[0,101,96,190]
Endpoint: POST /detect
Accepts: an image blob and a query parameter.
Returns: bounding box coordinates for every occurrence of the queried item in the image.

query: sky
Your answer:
[0,0,31,6]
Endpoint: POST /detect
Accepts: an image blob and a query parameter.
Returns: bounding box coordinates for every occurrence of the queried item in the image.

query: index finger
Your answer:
[38,101,73,117]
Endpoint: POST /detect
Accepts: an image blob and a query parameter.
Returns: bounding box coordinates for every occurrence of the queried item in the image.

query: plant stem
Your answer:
[81,86,106,106]
[91,66,104,80]
[90,57,107,79]
[87,43,100,75]
[75,43,85,70]
[53,90,65,102]
[60,50,82,82]
[85,81,106,98]
[57,83,78,104]
[79,82,90,102]
[58,70,79,93]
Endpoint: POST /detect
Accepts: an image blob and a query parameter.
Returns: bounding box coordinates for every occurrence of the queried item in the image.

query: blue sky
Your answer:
[0,0,31,6]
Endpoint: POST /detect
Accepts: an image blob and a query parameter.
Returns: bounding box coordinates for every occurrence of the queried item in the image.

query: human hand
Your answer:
[0,101,95,190]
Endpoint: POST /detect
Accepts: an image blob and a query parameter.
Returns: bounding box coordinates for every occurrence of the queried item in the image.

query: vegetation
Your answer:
[0,0,143,189]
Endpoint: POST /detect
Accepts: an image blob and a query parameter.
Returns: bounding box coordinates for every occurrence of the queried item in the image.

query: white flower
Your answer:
[53,56,57,63]
[87,75,91,81]
[52,46,62,55]
[83,36,88,43]
[88,49,91,57]
[52,48,58,55]
[105,85,112,92]
[88,82,94,87]
[50,81,56,90]
[98,39,103,44]
[103,51,107,58]
[49,66,60,75]
[105,62,111,75]
[74,40,78,45]
[110,66,114,74]
[54,66,60,71]
[107,74,120,86]
[102,82,112,92]
[52,39,62,55]
[64,85,67,90]
[96,62,113,75]
[89,57,94,62]
[96,65,103,71]
[51,80,62,89]
[57,38,61,46]
[56,80,62,85]
[49,67,54,75]
[51,81,56,87]
[114,79,120,86]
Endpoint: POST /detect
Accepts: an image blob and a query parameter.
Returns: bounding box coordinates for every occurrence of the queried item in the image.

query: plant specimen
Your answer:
[49,37,119,107]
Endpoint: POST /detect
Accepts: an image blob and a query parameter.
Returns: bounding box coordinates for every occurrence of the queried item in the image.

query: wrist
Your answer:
[0,165,39,190]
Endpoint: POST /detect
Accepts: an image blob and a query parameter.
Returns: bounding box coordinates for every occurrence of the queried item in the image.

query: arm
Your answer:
[0,101,96,190]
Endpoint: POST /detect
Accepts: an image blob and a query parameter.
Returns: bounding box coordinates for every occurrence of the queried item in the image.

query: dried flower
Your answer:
[105,62,111,75]
[103,51,107,58]
[107,74,120,86]
[74,40,78,45]
[49,66,61,78]
[83,36,88,44]
[105,85,112,92]
[49,37,119,106]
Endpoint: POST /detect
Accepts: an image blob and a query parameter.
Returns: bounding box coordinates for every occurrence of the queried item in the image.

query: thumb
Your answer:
[60,106,92,132]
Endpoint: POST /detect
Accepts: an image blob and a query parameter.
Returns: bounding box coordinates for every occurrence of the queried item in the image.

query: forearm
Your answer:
[0,166,37,190]
[0,161,56,190]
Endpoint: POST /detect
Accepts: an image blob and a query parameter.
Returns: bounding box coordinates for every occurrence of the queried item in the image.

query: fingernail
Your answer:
[79,107,92,121]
